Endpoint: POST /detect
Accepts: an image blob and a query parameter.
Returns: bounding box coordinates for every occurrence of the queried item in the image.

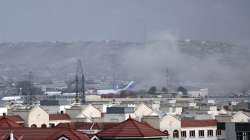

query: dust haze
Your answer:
[0,32,249,95]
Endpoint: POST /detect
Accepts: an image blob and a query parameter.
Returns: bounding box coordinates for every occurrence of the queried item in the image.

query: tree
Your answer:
[161,87,168,93]
[16,81,42,95]
[148,86,157,94]
[177,86,188,95]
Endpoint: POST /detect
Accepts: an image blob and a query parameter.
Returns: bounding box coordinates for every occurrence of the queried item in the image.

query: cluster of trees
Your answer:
[147,86,188,95]
[16,81,43,95]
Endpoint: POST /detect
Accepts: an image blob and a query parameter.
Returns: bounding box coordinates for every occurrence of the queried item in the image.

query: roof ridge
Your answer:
[96,118,129,136]
[129,118,145,137]
[69,128,83,140]
[142,121,168,136]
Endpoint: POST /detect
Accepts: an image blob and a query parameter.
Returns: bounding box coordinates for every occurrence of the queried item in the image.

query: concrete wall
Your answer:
[225,123,236,140]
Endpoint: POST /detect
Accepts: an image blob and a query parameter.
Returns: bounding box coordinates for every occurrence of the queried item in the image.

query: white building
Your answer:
[188,88,208,98]
[180,120,218,140]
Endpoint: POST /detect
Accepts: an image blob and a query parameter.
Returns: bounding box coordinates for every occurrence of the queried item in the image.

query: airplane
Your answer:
[1,96,22,101]
[39,81,135,97]
[44,91,62,96]
[94,81,135,95]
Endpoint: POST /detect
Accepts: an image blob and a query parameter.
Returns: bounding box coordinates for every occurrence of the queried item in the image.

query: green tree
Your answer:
[148,86,157,94]
[177,86,188,95]
[161,87,168,93]
[16,81,42,95]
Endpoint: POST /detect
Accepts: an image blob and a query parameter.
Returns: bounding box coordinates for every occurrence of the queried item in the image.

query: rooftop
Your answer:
[181,119,217,128]
[0,115,23,129]
[97,116,168,139]
[49,113,71,121]
[56,122,118,130]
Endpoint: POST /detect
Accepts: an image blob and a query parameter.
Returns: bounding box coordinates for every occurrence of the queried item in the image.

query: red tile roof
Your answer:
[0,115,90,140]
[49,113,71,121]
[0,115,24,123]
[0,128,90,140]
[181,120,217,128]
[96,117,168,138]
[56,122,118,131]
[0,115,23,129]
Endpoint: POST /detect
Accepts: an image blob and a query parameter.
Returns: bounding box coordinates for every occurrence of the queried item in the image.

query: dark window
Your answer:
[41,124,47,128]
[236,132,243,140]
[216,130,222,136]
[237,132,250,140]
[199,130,204,137]
[208,130,213,137]
[163,130,169,135]
[181,131,186,138]
[173,130,179,138]
[189,130,195,137]
[49,123,55,128]
[31,124,37,128]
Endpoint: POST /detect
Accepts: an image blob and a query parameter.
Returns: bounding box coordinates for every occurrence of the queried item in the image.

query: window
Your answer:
[181,131,186,138]
[216,130,222,136]
[208,130,213,137]
[49,123,55,128]
[41,124,47,128]
[236,132,243,140]
[163,130,169,135]
[236,132,249,140]
[199,130,204,137]
[189,130,195,138]
[173,130,179,138]
[58,136,69,140]
[31,124,37,128]
[91,136,99,140]
[7,135,17,140]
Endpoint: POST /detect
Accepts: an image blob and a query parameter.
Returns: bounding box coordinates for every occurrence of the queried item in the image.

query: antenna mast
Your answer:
[75,59,85,104]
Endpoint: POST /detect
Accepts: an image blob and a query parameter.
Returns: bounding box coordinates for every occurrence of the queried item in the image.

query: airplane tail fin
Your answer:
[122,81,135,90]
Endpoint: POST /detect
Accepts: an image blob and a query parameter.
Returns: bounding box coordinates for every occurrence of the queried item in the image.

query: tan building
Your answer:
[134,103,153,120]
[8,105,49,127]
[66,104,101,122]
[231,111,250,122]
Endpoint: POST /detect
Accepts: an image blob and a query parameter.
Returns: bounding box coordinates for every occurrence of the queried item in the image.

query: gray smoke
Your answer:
[0,34,250,95]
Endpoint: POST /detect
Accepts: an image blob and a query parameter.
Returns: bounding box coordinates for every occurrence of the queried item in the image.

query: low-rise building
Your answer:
[95,116,169,140]
[103,106,135,122]
[49,113,71,127]
[8,105,49,127]
[218,122,250,140]
[231,111,250,122]
[0,114,90,140]
[134,103,153,120]
[181,120,218,140]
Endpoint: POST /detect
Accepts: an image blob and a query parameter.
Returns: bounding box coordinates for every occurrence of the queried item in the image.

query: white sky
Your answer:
[0,0,250,45]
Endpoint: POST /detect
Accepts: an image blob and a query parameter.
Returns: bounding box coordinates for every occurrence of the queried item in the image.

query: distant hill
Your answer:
[0,40,249,94]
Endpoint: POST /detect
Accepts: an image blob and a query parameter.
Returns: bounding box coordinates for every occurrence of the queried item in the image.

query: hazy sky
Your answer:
[0,0,250,45]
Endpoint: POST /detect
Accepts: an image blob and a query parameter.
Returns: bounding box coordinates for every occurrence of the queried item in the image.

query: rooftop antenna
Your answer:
[75,59,85,104]
[27,71,33,105]
[165,68,169,89]
[19,88,22,97]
